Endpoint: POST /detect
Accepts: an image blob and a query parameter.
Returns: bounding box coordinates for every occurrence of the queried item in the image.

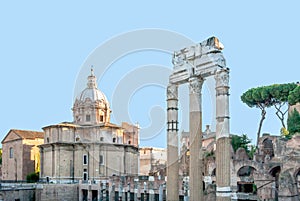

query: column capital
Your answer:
[189,77,203,94]
[167,84,178,100]
[215,69,229,87]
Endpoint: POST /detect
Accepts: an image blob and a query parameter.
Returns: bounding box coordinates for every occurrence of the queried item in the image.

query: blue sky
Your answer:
[1,1,299,147]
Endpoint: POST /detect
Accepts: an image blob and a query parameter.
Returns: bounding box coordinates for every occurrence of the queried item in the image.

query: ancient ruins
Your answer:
[167,36,231,201]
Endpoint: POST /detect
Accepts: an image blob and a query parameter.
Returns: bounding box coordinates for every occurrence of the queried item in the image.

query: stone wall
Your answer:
[0,189,36,201]
[139,147,166,175]
[41,143,139,182]
[2,139,23,180]
[36,184,79,201]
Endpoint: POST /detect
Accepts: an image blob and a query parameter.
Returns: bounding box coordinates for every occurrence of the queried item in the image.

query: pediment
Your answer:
[1,130,22,143]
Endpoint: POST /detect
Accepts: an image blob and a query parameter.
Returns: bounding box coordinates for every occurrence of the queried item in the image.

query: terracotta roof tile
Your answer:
[11,129,44,139]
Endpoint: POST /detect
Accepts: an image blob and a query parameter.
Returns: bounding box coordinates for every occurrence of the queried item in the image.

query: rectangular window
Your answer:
[83,168,88,180]
[83,172,88,181]
[83,154,88,165]
[9,147,13,158]
[113,138,116,143]
[100,115,104,122]
[86,115,91,122]
[99,155,104,165]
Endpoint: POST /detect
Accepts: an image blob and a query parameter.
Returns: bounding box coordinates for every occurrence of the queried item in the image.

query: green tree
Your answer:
[248,145,257,160]
[287,109,300,137]
[241,83,298,145]
[288,85,300,105]
[268,83,297,128]
[231,134,251,152]
[241,87,273,146]
[231,134,256,159]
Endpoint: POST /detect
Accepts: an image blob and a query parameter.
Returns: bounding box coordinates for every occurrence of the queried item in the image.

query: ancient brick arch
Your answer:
[234,160,262,175]
[237,166,257,177]
[268,165,281,177]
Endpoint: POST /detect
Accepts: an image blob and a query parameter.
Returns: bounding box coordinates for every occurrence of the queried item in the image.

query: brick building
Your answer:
[1,129,44,181]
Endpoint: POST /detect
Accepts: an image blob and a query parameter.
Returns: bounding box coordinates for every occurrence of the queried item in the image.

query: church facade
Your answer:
[39,69,139,183]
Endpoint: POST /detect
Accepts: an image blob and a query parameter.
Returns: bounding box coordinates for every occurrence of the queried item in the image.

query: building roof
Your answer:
[43,121,122,130]
[12,129,44,139]
[1,129,44,143]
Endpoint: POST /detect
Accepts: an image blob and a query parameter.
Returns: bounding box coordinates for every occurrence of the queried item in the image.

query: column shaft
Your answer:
[167,84,179,201]
[189,77,203,201]
[215,70,231,201]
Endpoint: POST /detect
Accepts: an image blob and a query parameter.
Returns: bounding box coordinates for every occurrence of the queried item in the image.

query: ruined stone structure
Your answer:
[242,134,300,201]
[1,129,44,181]
[139,147,167,176]
[167,36,231,201]
[39,69,140,184]
[179,130,300,201]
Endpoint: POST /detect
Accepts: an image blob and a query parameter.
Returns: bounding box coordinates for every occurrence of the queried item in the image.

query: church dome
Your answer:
[72,68,111,125]
[77,86,109,104]
[75,68,109,106]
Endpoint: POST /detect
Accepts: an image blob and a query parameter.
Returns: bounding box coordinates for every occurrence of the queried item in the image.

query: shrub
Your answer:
[26,172,39,183]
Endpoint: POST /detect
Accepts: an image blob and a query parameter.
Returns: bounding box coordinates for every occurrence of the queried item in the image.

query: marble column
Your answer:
[102,181,107,201]
[149,176,155,201]
[127,182,131,201]
[134,178,139,201]
[159,184,163,201]
[110,181,115,201]
[166,84,179,201]
[189,77,204,201]
[215,69,231,201]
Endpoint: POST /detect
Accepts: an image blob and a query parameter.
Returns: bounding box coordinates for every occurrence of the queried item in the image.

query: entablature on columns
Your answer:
[169,36,226,85]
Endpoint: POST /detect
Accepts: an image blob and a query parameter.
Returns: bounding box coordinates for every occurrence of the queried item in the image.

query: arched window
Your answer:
[269,166,281,200]
[9,147,13,158]
[211,168,216,176]
[83,155,88,165]
[237,166,257,193]
[263,138,274,158]
[237,166,256,177]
